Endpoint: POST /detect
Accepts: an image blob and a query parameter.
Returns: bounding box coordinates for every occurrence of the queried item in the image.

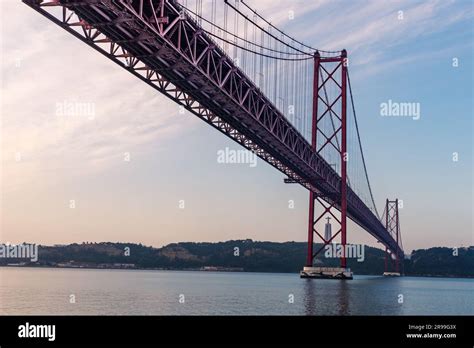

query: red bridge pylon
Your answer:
[305,50,349,272]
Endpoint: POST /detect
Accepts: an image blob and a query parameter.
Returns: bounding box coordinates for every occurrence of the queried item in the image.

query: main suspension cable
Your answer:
[224,0,311,55]
[240,0,341,55]
[347,69,380,219]
[179,3,310,57]
[203,29,313,61]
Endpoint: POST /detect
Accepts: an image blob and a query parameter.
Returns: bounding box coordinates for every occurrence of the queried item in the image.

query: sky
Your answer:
[0,0,473,253]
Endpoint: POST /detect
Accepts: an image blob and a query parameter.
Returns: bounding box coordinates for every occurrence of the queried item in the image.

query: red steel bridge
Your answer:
[23,0,404,275]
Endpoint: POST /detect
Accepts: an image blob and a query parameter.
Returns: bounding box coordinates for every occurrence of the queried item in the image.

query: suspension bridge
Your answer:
[23,0,404,279]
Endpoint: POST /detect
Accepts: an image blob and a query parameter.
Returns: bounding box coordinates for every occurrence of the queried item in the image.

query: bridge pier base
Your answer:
[300,266,353,280]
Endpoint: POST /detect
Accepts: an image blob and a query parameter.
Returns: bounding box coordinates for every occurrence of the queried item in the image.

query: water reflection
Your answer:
[303,279,317,315]
[335,279,350,315]
[303,278,351,315]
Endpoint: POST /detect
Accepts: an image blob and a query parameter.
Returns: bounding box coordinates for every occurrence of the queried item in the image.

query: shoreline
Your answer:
[1,264,472,279]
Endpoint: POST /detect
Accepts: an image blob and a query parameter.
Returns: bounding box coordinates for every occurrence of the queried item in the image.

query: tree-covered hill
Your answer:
[1,241,472,277]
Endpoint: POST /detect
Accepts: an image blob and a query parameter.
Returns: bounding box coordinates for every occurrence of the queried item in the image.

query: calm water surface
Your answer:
[0,267,472,315]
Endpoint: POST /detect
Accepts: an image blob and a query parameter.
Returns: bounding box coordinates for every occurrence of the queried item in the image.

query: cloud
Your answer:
[246,0,473,72]
[1,1,195,191]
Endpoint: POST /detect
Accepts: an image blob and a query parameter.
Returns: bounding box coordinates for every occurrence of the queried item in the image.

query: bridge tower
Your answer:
[383,199,403,276]
[301,50,352,279]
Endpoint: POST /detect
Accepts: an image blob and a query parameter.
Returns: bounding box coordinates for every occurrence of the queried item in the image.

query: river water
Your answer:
[0,267,472,315]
